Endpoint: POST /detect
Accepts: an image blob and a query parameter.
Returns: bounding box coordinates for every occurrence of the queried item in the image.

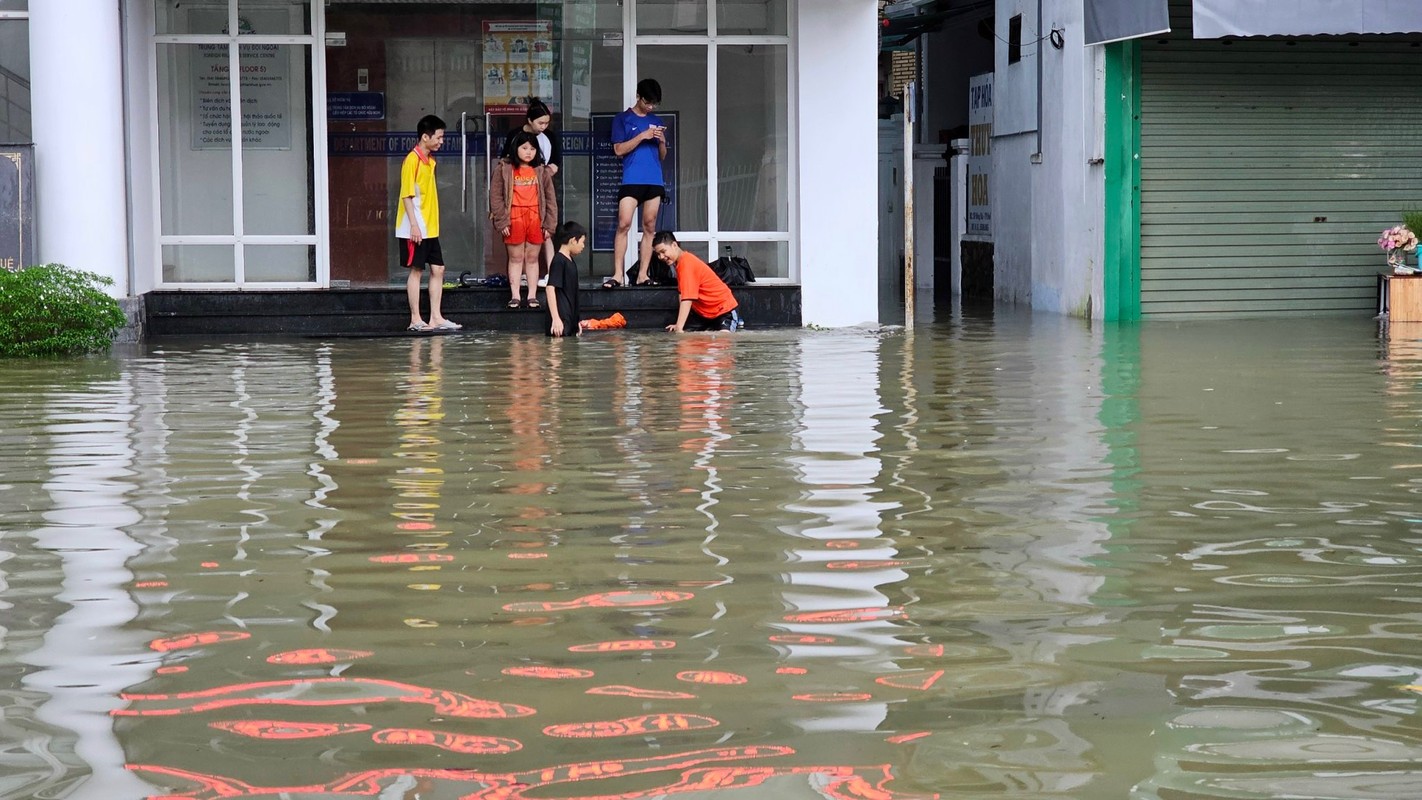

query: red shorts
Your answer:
[504,205,544,245]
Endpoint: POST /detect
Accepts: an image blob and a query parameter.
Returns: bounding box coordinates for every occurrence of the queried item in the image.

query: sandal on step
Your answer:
[507,298,521,309]
[527,298,541,309]
[601,277,622,289]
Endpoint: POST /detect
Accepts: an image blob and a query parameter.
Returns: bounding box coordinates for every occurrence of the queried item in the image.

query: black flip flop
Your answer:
[602,278,622,289]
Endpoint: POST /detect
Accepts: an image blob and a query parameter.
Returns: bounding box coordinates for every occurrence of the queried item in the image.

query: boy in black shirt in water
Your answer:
[545,221,587,337]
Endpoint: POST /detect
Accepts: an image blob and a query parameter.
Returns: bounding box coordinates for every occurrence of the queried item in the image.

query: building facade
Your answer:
[13,0,881,328]
[965,0,1422,319]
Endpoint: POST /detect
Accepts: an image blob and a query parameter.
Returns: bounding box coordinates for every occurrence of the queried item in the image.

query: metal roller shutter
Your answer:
[1140,28,1422,317]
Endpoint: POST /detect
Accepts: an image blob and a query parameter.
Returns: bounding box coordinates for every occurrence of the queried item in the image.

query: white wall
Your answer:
[1033,0,1103,317]
[994,0,1038,137]
[797,0,880,327]
[29,1,130,296]
[991,0,1105,317]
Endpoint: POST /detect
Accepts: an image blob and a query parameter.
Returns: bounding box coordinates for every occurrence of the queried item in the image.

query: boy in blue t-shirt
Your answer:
[606,78,668,288]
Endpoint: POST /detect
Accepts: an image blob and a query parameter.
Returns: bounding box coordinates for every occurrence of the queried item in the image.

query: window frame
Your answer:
[627,0,797,282]
[148,1,328,289]
[0,6,30,144]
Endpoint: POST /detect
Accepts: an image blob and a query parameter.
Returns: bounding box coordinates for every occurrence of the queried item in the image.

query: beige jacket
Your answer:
[488,160,558,236]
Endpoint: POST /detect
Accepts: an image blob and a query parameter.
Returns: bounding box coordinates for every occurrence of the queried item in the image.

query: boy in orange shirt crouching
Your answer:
[650,231,741,333]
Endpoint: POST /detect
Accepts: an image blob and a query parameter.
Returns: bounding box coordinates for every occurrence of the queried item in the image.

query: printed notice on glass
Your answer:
[191,13,292,150]
[483,21,555,115]
[566,2,595,120]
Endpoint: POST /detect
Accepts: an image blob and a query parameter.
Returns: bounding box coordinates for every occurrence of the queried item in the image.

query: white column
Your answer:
[948,138,969,297]
[913,143,946,291]
[797,0,879,327]
[29,1,130,296]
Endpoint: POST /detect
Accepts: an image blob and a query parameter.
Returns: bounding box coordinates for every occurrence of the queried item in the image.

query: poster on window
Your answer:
[190,11,292,150]
[565,2,595,120]
[483,21,555,115]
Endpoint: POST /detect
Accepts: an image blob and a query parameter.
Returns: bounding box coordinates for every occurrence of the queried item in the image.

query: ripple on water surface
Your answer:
[1,318,1422,798]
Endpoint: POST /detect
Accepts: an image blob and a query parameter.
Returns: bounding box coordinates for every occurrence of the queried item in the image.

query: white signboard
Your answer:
[967,73,992,240]
[191,13,291,150]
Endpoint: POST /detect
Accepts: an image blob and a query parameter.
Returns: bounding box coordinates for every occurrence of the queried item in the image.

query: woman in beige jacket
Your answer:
[490,130,558,308]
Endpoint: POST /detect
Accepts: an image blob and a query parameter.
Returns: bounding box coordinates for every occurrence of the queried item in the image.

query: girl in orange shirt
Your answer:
[490,131,558,308]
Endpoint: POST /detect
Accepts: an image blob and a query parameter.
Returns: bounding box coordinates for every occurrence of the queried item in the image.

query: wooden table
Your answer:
[1381,273,1422,321]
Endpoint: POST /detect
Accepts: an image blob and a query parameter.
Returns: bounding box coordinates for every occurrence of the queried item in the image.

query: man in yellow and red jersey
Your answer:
[395,114,460,332]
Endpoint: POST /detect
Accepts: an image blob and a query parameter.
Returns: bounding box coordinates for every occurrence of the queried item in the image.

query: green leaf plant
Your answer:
[0,264,127,358]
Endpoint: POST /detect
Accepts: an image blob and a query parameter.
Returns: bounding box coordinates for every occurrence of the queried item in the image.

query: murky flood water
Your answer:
[3,313,1422,799]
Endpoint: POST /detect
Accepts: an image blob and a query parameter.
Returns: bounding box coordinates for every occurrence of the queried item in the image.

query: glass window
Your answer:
[717,0,788,36]
[245,244,314,282]
[638,45,708,232]
[159,1,311,36]
[677,239,710,263]
[238,0,311,35]
[158,43,235,235]
[0,17,30,142]
[563,0,624,277]
[718,44,788,232]
[156,1,228,35]
[637,0,707,35]
[241,44,313,235]
[163,244,235,283]
[717,240,787,280]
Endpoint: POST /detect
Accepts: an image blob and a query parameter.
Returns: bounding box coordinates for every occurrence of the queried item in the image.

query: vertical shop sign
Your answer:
[966,73,992,239]
[590,113,678,252]
[192,14,292,150]
[483,21,555,115]
[565,2,595,120]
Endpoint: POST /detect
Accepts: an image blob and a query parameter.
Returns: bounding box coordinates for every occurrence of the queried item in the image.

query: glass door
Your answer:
[324,0,627,285]
[326,5,487,286]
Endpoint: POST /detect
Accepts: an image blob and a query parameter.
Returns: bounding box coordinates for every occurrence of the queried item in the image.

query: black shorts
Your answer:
[618,184,666,204]
[686,308,741,332]
[397,237,444,269]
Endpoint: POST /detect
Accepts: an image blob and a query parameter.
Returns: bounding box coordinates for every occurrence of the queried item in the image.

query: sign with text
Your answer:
[328,91,385,121]
[590,112,678,253]
[967,73,992,240]
[0,146,35,271]
[190,12,293,150]
[483,20,555,115]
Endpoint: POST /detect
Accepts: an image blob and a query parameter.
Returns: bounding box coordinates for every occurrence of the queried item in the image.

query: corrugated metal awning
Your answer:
[1193,0,1422,38]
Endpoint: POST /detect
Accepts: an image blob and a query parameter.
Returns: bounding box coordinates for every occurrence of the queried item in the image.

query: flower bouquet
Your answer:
[1379,225,1419,273]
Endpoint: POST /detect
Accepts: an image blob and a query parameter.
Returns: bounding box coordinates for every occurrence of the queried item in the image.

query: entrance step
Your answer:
[145,285,801,337]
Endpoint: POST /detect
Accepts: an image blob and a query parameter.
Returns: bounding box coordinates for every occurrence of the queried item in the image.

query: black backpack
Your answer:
[647,258,678,285]
[711,254,756,286]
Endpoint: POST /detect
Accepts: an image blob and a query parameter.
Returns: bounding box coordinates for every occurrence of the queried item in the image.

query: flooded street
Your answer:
[3,313,1422,799]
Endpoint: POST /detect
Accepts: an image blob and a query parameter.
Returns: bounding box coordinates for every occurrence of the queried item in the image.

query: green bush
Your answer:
[0,264,126,358]
[1404,210,1422,239]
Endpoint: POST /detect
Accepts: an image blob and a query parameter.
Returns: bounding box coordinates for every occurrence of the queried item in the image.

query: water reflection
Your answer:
[4,316,1422,797]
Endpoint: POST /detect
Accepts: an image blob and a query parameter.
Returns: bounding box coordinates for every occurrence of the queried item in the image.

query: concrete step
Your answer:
[144,285,801,336]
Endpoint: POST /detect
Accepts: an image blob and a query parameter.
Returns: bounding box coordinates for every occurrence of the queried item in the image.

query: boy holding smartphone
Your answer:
[607,78,668,288]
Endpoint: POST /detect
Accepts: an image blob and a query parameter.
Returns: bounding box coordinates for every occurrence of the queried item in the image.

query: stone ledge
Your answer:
[144,285,801,337]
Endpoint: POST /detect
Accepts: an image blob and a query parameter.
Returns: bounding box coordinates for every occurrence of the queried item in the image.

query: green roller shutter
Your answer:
[1139,35,1422,317]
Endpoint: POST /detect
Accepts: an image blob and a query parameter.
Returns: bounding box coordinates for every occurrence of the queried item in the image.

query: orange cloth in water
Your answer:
[582,312,626,330]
